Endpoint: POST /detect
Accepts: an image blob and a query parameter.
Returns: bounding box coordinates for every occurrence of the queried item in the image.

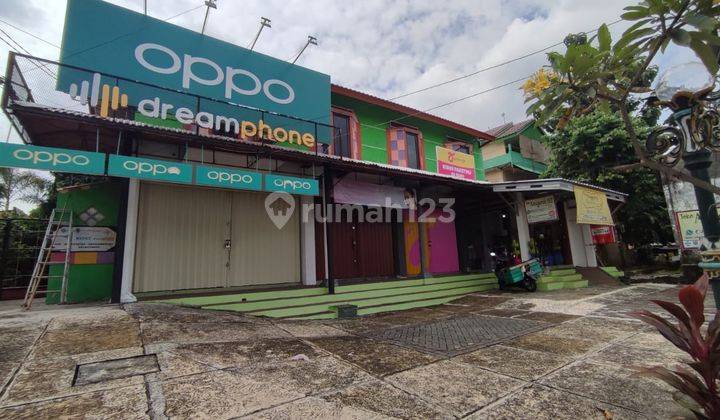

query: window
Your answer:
[406,132,420,169]
[332,113,351,158]
[445,139,472,155]
[387,125,424,170]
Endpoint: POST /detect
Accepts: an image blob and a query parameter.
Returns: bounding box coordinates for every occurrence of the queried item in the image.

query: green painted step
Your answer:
[335,273,496,293]
[538,273,583,284]
[547,268,577,276]
[538,282,565,292]
[202,278,493,312]
[156,287,328,307]
[601,267,624,278]
[356,295,462,316]
[289,311,337,320]
[564,280,589,289]
[219,284,495,318]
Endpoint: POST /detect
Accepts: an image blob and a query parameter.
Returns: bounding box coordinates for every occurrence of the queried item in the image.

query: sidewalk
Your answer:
[0,283,699,419]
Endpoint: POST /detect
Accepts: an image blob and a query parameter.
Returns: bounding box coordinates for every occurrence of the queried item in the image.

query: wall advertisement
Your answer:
[524,195,558,224]
[435,146,476,180]
[574,186,613,225]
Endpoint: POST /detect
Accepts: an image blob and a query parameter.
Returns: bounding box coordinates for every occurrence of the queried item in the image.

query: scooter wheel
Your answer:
[523,276,537,292]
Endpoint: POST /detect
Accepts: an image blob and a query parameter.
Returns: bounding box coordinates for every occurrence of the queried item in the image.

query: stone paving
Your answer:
[0,282,705,419]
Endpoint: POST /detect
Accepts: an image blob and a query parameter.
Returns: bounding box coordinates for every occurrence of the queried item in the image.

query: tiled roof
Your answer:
[331,84,495,141]
[486,119,534,138]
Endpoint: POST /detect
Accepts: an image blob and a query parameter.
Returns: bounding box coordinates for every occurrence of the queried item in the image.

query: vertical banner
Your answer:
[435,146,476,180]
[574,186,613,225]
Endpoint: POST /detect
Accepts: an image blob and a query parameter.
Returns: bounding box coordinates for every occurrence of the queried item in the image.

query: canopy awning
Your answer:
[490,178,627,203]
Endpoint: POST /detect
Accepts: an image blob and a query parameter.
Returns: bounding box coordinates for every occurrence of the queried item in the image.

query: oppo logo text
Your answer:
[207,170,255,184]
[122,160,181,176]
[135,43,295,105]
[13,149,89,166]
[274,178,312,191]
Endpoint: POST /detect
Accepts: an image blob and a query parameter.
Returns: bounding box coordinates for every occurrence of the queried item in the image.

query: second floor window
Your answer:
[388,126,424,170]
[332,113,351,158]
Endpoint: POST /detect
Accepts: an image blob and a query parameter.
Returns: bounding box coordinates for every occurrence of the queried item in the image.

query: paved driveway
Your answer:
[0,283,703,419]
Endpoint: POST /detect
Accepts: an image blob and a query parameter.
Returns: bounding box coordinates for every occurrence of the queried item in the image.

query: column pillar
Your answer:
[120,178,139,303]
[300,195,317,286]
[564,200,587,267]
[514,192,531,261]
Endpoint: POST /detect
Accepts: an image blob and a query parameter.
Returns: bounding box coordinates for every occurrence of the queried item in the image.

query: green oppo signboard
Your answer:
[195,165,262,191]
[107,155,193,184]
[265,174,319,196]
[0,143,105,175]
[57,0,331,147]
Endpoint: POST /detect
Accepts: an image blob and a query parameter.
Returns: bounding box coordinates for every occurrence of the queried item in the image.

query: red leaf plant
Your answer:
[630,275,720,419]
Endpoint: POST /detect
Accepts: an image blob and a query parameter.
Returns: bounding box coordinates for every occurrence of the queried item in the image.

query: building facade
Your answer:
[1,0,626,304]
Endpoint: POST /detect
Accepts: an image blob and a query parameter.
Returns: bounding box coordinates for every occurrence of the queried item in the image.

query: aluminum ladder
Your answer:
[22,207,74,310]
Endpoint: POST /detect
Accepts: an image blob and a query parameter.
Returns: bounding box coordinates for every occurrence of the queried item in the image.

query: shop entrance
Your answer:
[133,182,300,293]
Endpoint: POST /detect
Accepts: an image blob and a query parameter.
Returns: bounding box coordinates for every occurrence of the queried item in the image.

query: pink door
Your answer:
[426,211,459,274]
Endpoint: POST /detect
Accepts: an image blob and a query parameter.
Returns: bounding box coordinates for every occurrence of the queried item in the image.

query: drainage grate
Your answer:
[73,354,159,386]
[367,315,548,356]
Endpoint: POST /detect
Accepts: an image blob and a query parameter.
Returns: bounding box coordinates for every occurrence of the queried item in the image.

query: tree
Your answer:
[525,0,720,194]
[543,110,674,246]
[0,168,51,212]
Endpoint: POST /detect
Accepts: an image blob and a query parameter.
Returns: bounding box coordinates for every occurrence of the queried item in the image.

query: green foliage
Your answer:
[0,168,51,212]
[543,110,673,245]
[526,0,720,126]
[631,276,720,419]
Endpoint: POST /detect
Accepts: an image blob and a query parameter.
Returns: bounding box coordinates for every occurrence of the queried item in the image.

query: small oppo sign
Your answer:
[264,174,319,196]
[108,155,192,183]
[0,143,105,175]
[195,165,262,191]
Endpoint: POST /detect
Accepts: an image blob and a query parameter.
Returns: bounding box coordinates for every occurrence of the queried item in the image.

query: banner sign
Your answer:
[676,210,715,249]
[435,146,476,180]
[574,186,613,225]
[107,155,192,184]
[333,177,408,208]
[0,143,106,175]
[524,195,558,224]
[52,227,116,252]
[195,165,262,191]
[264,174,319,196]
[57,0,331,146]
[590,225,616,245]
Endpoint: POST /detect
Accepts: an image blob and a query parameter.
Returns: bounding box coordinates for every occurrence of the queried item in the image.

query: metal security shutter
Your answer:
[228,191,300,287]
[134,183,231,293]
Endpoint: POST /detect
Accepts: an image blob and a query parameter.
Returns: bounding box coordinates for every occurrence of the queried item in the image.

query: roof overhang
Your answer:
[490,178,627,203]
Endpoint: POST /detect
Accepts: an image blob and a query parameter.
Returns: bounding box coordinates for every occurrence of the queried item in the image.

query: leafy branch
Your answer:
[524,0,720,194]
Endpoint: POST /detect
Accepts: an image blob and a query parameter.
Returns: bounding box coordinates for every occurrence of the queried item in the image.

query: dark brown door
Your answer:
[356,220,395,278]
[326,217,395,280]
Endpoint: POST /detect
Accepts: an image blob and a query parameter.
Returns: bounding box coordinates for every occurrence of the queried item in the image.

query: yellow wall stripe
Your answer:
[120,93,128,107]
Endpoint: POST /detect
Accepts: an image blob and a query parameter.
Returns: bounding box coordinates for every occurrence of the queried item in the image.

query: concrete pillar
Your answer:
[514,192,531,261]
[581,224,598,267]
[120,178,139,303]
[300,195,317,286]
[564,200,587,267]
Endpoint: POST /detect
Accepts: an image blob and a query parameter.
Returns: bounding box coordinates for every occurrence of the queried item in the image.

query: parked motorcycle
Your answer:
[490,251,539,292]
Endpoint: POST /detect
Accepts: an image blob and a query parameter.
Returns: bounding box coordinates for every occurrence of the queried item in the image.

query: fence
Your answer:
[0,218,48,300]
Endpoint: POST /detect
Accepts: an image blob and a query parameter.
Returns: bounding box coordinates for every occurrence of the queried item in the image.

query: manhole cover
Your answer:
[367,315,548,356]
[74,354,159,386]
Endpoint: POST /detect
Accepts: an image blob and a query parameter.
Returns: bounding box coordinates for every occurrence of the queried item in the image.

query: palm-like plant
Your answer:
[0,168,51,212]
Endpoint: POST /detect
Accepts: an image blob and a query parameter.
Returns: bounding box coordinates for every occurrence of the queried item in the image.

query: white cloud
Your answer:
[0,0,687,140]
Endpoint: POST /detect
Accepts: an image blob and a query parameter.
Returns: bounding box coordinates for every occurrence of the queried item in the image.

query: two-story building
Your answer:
[1,0,626,313]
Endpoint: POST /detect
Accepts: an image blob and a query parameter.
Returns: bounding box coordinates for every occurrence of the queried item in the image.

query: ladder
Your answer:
[22,207,74,310]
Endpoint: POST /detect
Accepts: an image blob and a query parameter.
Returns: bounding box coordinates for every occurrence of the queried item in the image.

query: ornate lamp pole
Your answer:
[647,61,719,306]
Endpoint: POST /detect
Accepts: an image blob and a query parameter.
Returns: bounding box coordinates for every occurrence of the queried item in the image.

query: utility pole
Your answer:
[291,36,317,64]
[201,0,217,35]
[248,17,271,50]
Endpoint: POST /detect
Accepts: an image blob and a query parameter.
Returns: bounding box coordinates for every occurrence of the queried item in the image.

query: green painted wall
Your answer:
[46,181,122,304]
[331,94,486,181]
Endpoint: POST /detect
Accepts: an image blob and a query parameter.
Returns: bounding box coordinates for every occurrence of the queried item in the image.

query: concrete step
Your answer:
[203,278,495,313]
[538,273,583,284]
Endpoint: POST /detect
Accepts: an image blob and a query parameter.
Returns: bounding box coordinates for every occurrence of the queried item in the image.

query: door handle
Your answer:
[224,239,231,249]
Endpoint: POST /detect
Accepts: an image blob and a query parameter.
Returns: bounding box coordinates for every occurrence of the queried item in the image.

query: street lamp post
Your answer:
[647,61,720,307]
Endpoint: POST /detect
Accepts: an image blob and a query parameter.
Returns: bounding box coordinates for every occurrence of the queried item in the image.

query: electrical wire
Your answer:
[388,19,623,101]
